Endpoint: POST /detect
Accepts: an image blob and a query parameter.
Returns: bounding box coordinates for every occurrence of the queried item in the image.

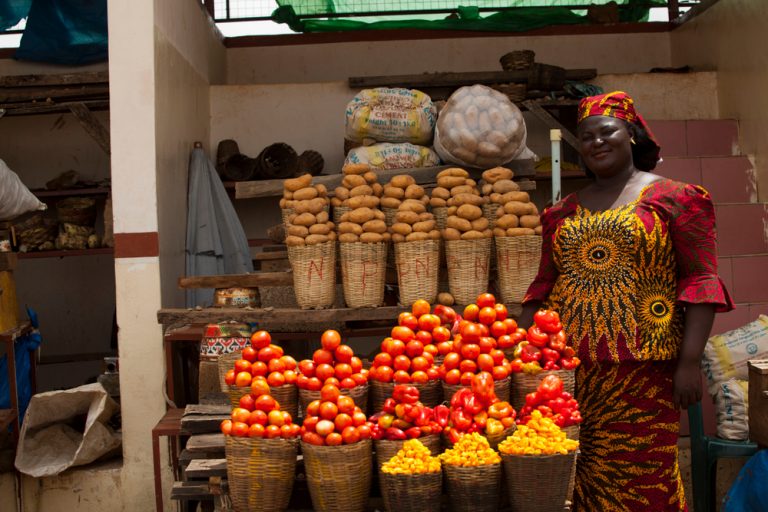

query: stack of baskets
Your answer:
[493,49,535,103]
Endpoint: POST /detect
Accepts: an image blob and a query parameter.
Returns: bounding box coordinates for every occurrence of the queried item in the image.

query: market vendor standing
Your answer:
[518,91,733,511]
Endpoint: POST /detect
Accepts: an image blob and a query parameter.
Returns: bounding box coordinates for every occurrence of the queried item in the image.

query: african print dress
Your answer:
[524,180,733,512]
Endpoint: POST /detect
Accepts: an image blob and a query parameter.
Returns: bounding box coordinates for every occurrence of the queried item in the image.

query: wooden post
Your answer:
[668,0,680,20]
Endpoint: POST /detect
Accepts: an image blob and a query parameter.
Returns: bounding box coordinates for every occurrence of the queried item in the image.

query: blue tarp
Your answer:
[0,308,42,427]
[0,0,31,31]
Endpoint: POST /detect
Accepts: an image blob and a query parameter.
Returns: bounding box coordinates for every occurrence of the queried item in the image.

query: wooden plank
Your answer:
[348,69,596,89]
[186,433,225,454]
[68,103,111,156]
[159,306,409,327]
[522,100,580,151]
[0,85,110,104]
[179,272,293,289]
[0,71,108,88]
[170,482,214,500]
[185,404,232,416]
[0,253,17,272]
[0,321,32,343]
[16,247,114,259]
[182,414,230,435]
[254,251,288,261]
[2,99,110,116]
[235,162,535,200]
[185,459,228,479]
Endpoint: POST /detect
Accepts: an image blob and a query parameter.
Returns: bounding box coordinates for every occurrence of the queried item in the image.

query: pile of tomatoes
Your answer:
[223,330,299,388]
[443,371,516,445]
[220,379,301,438]
[296,330,369,391]
[511,309,580,373]
[368,384,449,441]
[301,384,373,446]
[518,374,582,428]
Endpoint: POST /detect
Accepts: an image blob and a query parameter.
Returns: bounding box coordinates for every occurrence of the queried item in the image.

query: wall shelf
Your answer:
[16,247,114,260]
[31,187,111,198]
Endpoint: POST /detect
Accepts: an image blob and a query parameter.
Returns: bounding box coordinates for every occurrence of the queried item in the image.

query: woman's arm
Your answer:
[673,303,715,409]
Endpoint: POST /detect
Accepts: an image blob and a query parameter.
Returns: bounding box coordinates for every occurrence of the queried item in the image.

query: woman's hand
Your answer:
[673,359,702,409]
[675,303,715,410]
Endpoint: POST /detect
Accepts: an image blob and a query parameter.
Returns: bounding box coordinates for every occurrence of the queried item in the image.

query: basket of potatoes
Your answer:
[480,167,520,228]
[331,163,383,225]
[390,199,441,306]
[380,175,430,227]
[337,192,390,308]
[439,170,493,306]
[491,188,542,304]
[280,174,329,228]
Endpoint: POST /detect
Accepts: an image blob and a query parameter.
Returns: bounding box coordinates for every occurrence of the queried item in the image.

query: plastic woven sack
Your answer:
[0,159,46,221]
[345,88,437,145]
[714,378,749,441]
[702,315,768,394]
[434,84,529,168]
[344,143,439,171]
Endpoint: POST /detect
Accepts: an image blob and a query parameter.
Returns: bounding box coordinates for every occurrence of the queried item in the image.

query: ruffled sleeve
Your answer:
[668,184,734,312]
[522,200,568,304]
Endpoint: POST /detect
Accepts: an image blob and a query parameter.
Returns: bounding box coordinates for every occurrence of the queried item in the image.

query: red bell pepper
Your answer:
[393,385,420,404]
[384,427,407,440]
[548,331,567,352]
[434,405,450,428]
[525,392,540,407]
[527,325,550,348]
[560,356,581,370]
[562,346,576,358]
[541,347,560,362]
[463,394,485,415]
[370,424,383,440]
[392,418,412,430]
[405,427,422,439]
[382,398,397,414]
[471,372,495,402]
[508,358,523,373]
[473,411,488,429]
[451,388,474,409]
[537,405,554,417]
[519,343,542,363]
[451,409,473,431]
[488,401,514,420]
[448,427,463,445]
[538,375,564,400]
[543,360,561,371]
[467,422,481,434]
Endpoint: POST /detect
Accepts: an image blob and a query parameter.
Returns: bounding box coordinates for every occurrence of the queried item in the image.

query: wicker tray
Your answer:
[495,235,541,304]
[442,376,510,405]
[444,238,491,306]
[394,239,440,306]
[299,384,368,417]
[56,197,97,226]
[340,241,387,308]
[379,470,442,512]
[225,436,299,512]
[374,435,442,470]
[499,50,535,71]
[510,370,575,411]
[287,240,336,309]
[443,462,502,512]
[502,451,576,512]
[301,439,373,512]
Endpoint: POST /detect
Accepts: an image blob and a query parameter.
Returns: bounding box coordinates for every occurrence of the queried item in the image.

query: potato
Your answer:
[292,212,316,226]
[339,212,350,223]
[316,184,327,197]
[390,175,415,189]
[430,197,447,207]
[295,197,326,215]
[391,233,406,243]
[437,176,467,189]
[382,232,391,242]
[418,212,433,222]
[373,209,385,221]
[428,230,441,240]
[305,234,328,245]
[471,217,489,231]
[350,185,373,197]
[519,215,541,229]
[457,204,483,221]
[348,195,380,209]
[506,227,536,236]
[339,233,359,243]
[501,191,530,203]
[279,198,288,208]
[360,232,384,243]
[477,141,502,158]
[316,211,329,224]
[285,235,305,246]
[284,200,296,209]
[404,184,425,199]
[284,173,313,192]
[395,210,420,225]
[447,216,472,232]
[436,167,469,179]
[493,228,506,237]
[461,230,486,240]
[413,220,436,233]
[442,227,462,240]
[400,199,427,214]
[372,183,383,197]
[492,180,520,194]
[489,193,502,204]
[431,187,451,200]
[437,292,455,306]
[483,229,493,238]
[363,219,387,234]
[283,190,294,200]
[403,232,427,242]
[534,225,543,235]
[342,163,369,175]
[339,222,364,235]
[327,231,337,241]
[293,186,319,201]
[482,167,514,184]
[482,184,493,196]
[363,171,378,184]
[452,147,477,164]
[391,222,413,236]
[349,207,375,224]
[447,206,458,216]
[503,201,531,216]
[287,225,309,237]
[384,185,405,199]
[496,214,519,229]
[452,193,485,207]
[342,174,367,189]
[335,186,350,200]
[496,206,505,218]
[450,185,476,197]
[381,196,402,208]
[330,197,342,207]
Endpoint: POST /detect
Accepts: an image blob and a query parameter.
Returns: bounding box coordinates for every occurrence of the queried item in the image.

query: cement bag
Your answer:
[702,315,768,394]
[344,143,440,171]
[345,88,437,145]
[713,378,749,441]
[434,84,529,168]
[0,159,46,221]
[15,383,121,477]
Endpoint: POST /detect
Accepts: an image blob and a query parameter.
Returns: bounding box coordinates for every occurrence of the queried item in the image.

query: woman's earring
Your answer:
[630,137,637,145]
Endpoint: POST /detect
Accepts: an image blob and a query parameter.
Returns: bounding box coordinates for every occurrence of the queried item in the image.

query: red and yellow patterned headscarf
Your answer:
[578,91,660,161]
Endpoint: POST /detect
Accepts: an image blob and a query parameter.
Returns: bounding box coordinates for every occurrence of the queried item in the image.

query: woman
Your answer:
[518,91,733,511]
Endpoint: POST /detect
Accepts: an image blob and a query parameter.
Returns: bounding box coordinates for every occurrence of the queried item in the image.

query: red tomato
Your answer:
[411,299,432,318]
[250,330,272,350]
[340,377,357,389]
[306,399,322,417]
[492,365,510,381]
[248,409,268,426]
[268,358,286,374]
[478,337,496,354]
[352,411,367,426]
[296,374,309,389]
[280,424,296,439]
[392,326,416,343]
[342,425,361,444]
[444,368,461,385]
[315,363,335,382]
[496,335,514,349]
[411,356,430,372]
[434,304,458,325]
[503,318,519,333]
[306,377,322,391]
[461,323,482,343]
[283,370,297,385]
[415,330,433,345]
[319,402,339,420]
[231,407,251,424]
[234,359,252,374]
[411,370,429,383]
[460,343,481,361]
[334,413,353,431]
[251,361,268,378]
[279,355,297,371]
[268,409,286,427]
[398,313,420,332]
[418,314,441,332]
[224,369,236,386]
[298,360,316,377]
[374,352,392,368]
[436,341,453,355]
[313,349,334,365]
[231,422,249,437]
[463,304,480,322]
[393,355,411,372]
[325,377,341,388]
[494,303,508,321]
[478,307,497,326]
[220,419,232,435]
[477,353,495,372]
[254,394,278,412]
[337,395,355,415]
[351,372,368,386]
[303,416,319,432]
[405,340,424,358]
[443,352,461,370]
[315,419,335,437]
[325,432,343,446]
[376,366,394,382]
[247,423,265,438]
[239,394,256,411]
[460,371,475,386]
[459,359,478,374]
[426,367,440,381]
[478,323,490,338]
[258,347,277,363]
[251,377,270,397]
[235,371,252,388]
[490,321,508,339]
[321,330,342,351]
[393,370,411,383]
[357,424,372,440]
[423,344,438,357]
[335,345,354,364]
[263,424,281,439]
[476,293,496,308]
[320,384,340,402]
[382,338,406,357]
[350,356,363,373]
[241,346,258,363]
[302,431,325,446]
[335,363,353,380]
[490,349,506,366]
[432,326,451,343]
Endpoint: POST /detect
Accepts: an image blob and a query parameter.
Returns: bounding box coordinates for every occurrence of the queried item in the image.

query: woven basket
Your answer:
[301,439,373,512]
[225,436,299,512]
[375,435,442,470]
[495,235,541,304]
[432,206,448,231]
[510,370,575,410]
[287,241,336,309]
[281,208,295,228]
[379,470,442,512]
[340,241,387,308]
[444,238,492,306]
[492,83,528,103]
[394,239,440,306]
[56,197,97,226]
[299,384,369,416]
[333,205,350,225]
[499,50,535,71]
[502,451,576,512]
[370,379,443,413]
[442,376,510,404]
[382,207,398,227]
[443,462,502,512]
[442,426,515,452]
[482,203,499,229]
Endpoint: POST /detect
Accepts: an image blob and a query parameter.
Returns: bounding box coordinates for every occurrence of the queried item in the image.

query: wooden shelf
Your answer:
[31,187,110,198]
[0,321,33,343]
[16,247,114,259]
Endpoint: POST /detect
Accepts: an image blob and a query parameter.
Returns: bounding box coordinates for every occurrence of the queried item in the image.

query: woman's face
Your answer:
[577,116,634,178]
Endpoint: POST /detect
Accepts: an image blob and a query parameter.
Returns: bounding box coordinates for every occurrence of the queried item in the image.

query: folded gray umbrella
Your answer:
[186,147,254,307]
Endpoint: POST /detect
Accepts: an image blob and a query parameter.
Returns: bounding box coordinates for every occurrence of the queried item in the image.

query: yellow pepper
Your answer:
[440,432,501,467]
[382,439,441,475]
[498,410,579,456]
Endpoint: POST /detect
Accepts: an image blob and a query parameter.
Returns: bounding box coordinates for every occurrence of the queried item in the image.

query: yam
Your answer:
[284,173,313,192]
[457,204,483,221]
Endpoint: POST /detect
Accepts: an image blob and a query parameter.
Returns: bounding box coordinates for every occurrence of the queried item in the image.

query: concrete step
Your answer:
[655,155,757,204]
[647,119,740,158]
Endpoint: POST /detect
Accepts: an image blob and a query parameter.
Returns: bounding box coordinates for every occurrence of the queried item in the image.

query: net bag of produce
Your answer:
[344,143,440,171]
[434,85,529,168]
[345,88,437,145]
[0,159,46,221]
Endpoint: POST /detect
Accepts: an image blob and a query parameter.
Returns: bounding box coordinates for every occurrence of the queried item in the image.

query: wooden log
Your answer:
[178,272,293,289]
[235,163,535,200]
[348,69,596,89]
[254,251,288,261]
